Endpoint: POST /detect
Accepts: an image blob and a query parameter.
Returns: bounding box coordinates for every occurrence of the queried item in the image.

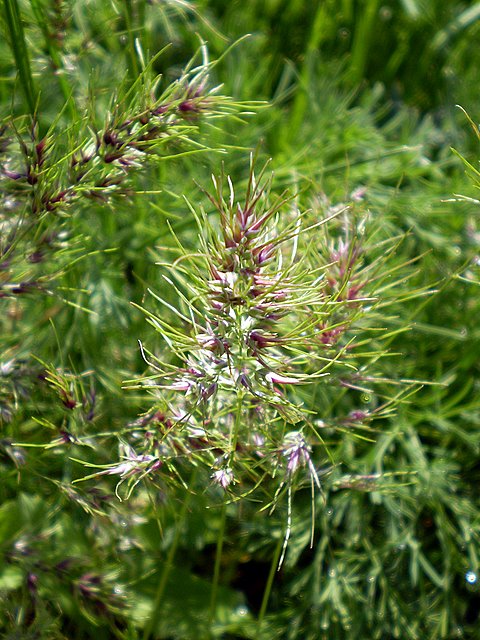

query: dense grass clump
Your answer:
[1,2,480,639]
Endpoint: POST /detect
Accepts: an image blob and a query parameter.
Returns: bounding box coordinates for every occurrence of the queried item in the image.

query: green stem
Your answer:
[143,488,193,640]
[230,391,244,457]
[208,393,244,629]
[208,499,228,628]
[349,0,381,84]
[124,0,139,79]
[258,534,283,631]
[3,0,38,115]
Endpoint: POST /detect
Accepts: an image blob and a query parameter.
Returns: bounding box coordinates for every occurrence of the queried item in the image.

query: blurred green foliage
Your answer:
[1,1,480,639]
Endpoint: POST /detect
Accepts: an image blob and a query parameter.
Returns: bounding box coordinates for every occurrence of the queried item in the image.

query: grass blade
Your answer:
[3,0,37,115]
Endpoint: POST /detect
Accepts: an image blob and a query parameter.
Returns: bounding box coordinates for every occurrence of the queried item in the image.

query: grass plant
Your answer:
[1,2,480,639]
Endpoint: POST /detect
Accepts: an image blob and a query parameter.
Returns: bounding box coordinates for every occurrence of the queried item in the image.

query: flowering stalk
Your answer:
[127,157,329,499]
[0,48,252,428]
[1,51,242,220]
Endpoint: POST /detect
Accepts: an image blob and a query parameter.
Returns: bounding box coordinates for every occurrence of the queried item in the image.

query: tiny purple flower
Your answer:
[212,467,234,490]
[281,431,321,489]
[102,447,159,478]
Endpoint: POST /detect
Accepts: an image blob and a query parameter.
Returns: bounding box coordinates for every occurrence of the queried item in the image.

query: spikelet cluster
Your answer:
[113,158,331,501]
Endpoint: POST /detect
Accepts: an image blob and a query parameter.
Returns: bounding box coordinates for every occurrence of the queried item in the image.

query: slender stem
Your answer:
[143,487,193,640]
[209,393,244,629]
[3,0,38,115]
[258,534,283,631]
[124,0,139,79]
[208,499,228,627]
[230,391,244,457]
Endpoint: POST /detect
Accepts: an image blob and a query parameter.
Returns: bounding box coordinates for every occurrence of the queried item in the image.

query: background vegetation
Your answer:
[1,1,480,639]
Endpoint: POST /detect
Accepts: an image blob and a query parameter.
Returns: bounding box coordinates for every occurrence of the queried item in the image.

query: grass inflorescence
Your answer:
[2,2,480,640]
